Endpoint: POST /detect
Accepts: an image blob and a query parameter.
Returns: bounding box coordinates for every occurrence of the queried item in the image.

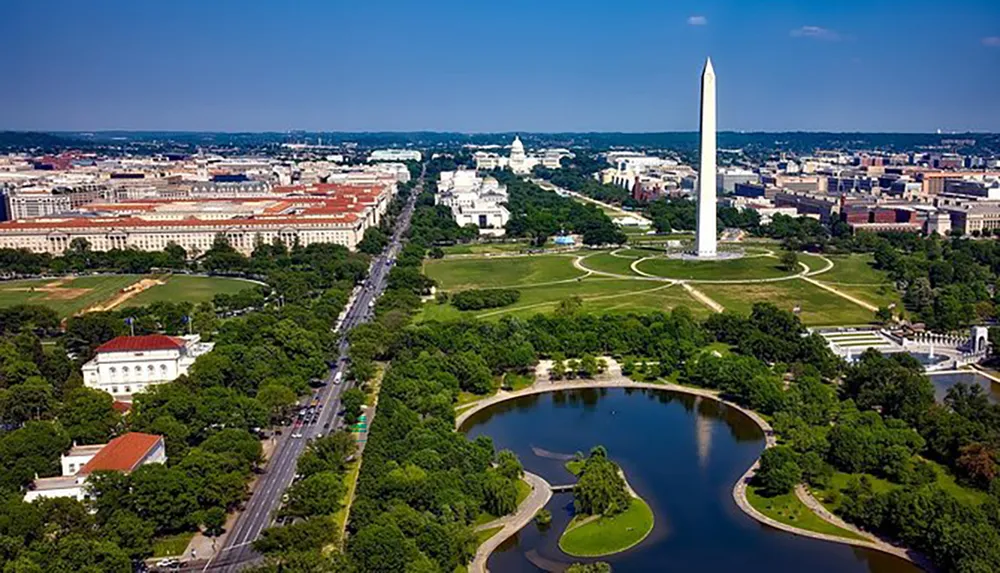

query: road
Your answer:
[194,178,420,572]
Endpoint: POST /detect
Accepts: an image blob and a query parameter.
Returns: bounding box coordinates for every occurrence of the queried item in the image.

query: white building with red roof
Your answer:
[81,334,214,399]
[24,432,166,503]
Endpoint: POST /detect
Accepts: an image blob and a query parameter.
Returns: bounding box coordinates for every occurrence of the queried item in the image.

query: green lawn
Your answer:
[745,485,865,541]
[152,532,194,557]
[558,498,654,557]
[578,252,643,276]
[419,278,708,322]
[634,255,795,281]
[0,274,140,316]
[122,275,255,307]
[441,241,532,255]
[828,284,904,312]
[798,252,831,273]
[814,254,892,284]
[475,525,504,547]
[812,462,988,512]
[698,279,876,326]
[503,372,534,391]
[516,478,532,506]
[423,255,585,291]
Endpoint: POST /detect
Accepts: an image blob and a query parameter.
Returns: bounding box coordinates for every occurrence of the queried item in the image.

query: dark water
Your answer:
[462,388,922,573]
[929,372,1000,403]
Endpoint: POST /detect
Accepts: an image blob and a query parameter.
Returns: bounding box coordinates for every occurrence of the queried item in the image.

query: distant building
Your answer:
[369,149,422,162]
[82,334,215,400]
[716,168,758,194]
[474,137,566,174]
[24,433,166,502]
[436,170,510,236]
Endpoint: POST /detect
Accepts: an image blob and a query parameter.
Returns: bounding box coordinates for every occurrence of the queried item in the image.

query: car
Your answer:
[323,422,330,429]
[291,431,303,439]
[155,559,180,569]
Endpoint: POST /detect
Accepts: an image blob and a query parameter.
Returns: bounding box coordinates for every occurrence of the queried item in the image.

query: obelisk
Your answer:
[696,58,717,258]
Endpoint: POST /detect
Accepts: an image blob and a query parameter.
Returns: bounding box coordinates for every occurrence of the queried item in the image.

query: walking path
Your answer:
[469,471,552,573]
[456,369,929,571]
[680,282,724,313]
[801,275,879,312]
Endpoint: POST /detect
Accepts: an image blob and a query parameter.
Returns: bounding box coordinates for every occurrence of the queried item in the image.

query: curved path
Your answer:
[469,471,552,573]
[456,374,930,571]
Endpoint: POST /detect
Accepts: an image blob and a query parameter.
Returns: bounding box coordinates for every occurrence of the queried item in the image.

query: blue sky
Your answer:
[1,0,998,132]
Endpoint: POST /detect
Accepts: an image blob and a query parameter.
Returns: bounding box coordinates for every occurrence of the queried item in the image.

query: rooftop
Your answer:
[96,334,186,354]
[79,432,162,475]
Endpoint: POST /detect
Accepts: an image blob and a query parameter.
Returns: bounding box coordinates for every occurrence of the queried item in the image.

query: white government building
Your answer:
[473,136,572,174]
[82,334,215,400]
[436,170,510,236]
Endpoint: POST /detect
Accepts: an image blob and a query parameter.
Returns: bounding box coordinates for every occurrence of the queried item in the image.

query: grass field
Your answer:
[813,254,892,284]
[830,284,903,311]
[578,252,644,276]
[423,255,584,291]
[0,274,255,317]
[798,252,831,273]
[0,275,140,316]
[558,497,654,557]
[417,278,709,322]
[745,485,865,541]
[152,532,194,557]
[122,275,255,307]
[441,242,533,255]
[634,255,795,281]
[698,279,876,326]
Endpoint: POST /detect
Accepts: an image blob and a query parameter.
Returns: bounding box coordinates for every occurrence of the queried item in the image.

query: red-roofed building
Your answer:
[24,433,166,503]
[82,334,215,400]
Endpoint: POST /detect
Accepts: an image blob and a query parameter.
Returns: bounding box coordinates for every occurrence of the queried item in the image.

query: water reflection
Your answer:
[464,387,921,573]
[928,372,1000,403]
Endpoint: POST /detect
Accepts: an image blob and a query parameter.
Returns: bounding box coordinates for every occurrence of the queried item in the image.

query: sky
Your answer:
[1,0,999,133]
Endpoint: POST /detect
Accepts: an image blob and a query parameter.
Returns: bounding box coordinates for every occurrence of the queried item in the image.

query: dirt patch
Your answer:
[43,288,91,300]
[1,276,91,301]
[84,277,165,313]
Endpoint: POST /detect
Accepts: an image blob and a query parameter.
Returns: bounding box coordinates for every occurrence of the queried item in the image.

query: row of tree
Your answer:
[450,288,521,311]
[0,235,369,571]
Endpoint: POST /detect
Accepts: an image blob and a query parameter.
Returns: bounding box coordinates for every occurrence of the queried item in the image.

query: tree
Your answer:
[756,446,802,495]
[57,387,119,444]
[875,306,893,324]
[256,384,297,424]
[102,510,155,560]
[200,506,227,538]
[780,250,799,272]
[957,443,997,488]
[341,388,366,424]
[579,354,598,378]
[496,450,523,481]
[483,471,518,516]
[550,359,566,381]
[573,451,630,516]
[284,472,346,517]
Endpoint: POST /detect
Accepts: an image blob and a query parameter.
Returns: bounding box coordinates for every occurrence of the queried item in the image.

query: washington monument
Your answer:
[696,58,717,258]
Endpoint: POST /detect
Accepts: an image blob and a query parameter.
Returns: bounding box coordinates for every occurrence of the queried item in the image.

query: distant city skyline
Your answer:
[1,0,999,132]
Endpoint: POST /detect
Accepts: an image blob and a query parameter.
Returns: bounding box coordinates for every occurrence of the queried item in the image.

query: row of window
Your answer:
[107,364,168,379]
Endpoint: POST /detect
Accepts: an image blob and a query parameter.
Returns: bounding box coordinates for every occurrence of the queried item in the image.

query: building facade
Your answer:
[82,334,215,400]
[436,170,510,235]
[24,433,166,502]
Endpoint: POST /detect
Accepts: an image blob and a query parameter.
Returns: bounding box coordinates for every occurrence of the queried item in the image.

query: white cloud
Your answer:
[790,25,841,41]
[687,15,708,26]
[983,36,1000,47]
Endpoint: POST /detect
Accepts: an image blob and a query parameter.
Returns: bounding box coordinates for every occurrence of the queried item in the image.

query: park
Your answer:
[418,241,898,327]
[0,273,258,317]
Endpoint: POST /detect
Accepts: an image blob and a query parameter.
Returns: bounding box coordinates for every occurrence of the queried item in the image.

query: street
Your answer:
[193,179,420,572]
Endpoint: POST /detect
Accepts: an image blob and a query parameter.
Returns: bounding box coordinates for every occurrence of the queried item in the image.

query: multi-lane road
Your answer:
[194,180,420,572]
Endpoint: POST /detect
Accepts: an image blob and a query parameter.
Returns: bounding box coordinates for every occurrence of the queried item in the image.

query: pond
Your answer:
[462,387,922,573]
[928,371,1000,403]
